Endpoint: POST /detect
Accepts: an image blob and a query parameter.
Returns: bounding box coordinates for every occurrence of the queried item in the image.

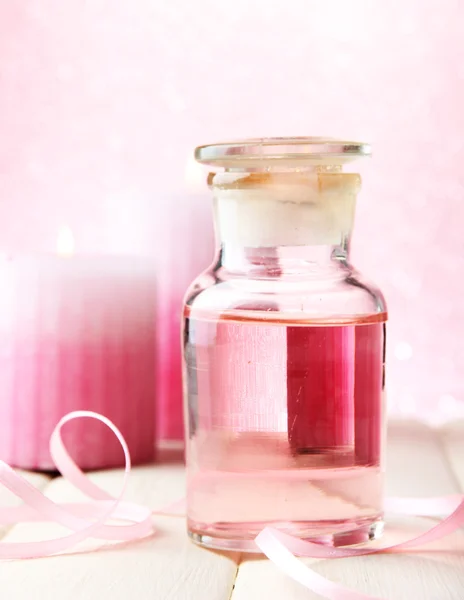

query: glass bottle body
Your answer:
[183,144,387,551]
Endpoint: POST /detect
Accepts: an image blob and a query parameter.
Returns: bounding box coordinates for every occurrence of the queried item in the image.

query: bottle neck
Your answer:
[218,242,350,276]
[211,170,358,276]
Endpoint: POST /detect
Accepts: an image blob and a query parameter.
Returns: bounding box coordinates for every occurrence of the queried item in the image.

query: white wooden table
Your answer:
[0,422,462,599]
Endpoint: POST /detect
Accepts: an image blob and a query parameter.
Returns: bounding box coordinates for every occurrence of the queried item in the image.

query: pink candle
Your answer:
[0,252,157,470]
[153,188,214,442]
[287,325,355,452]
[354,322,384,465]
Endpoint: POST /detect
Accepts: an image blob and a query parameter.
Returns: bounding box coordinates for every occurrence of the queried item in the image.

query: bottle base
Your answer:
[188,517,384,553]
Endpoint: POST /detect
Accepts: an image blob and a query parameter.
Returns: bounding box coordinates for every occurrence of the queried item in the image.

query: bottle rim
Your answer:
[195,137,371,167]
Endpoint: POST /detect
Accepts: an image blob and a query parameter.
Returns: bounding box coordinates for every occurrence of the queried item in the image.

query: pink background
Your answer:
[0,0,463,433]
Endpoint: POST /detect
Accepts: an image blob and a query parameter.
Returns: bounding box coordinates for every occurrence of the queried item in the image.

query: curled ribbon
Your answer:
[0,411,462,600]
[255,495,464,600]
[0,411,154,559]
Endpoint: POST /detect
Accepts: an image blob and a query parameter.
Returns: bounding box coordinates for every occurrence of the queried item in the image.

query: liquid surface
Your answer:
[184,311,386,547]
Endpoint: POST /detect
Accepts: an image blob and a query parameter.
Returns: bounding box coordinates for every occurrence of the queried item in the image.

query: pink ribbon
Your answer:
[255,495,464,600]
[0,411,154,558]
[0,411,462,600]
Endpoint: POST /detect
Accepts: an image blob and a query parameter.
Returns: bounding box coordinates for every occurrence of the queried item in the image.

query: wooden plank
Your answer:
[232,423,464,600]
[385,419,459,496]
[0,465,238,600]
[440,420,464,493]
[0,470,51,540]
[0,422,462,599]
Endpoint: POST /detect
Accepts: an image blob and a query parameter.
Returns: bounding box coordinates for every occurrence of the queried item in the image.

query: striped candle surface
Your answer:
[0,255,157,470]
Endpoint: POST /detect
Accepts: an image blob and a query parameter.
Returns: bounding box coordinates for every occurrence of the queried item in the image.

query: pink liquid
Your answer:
[184,310,386,551]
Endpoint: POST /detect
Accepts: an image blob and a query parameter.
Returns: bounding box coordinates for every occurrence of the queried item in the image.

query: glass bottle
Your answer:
[182,138,387,551]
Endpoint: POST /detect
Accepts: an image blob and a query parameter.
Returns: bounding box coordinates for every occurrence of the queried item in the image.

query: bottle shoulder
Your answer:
[185,265,387,321]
